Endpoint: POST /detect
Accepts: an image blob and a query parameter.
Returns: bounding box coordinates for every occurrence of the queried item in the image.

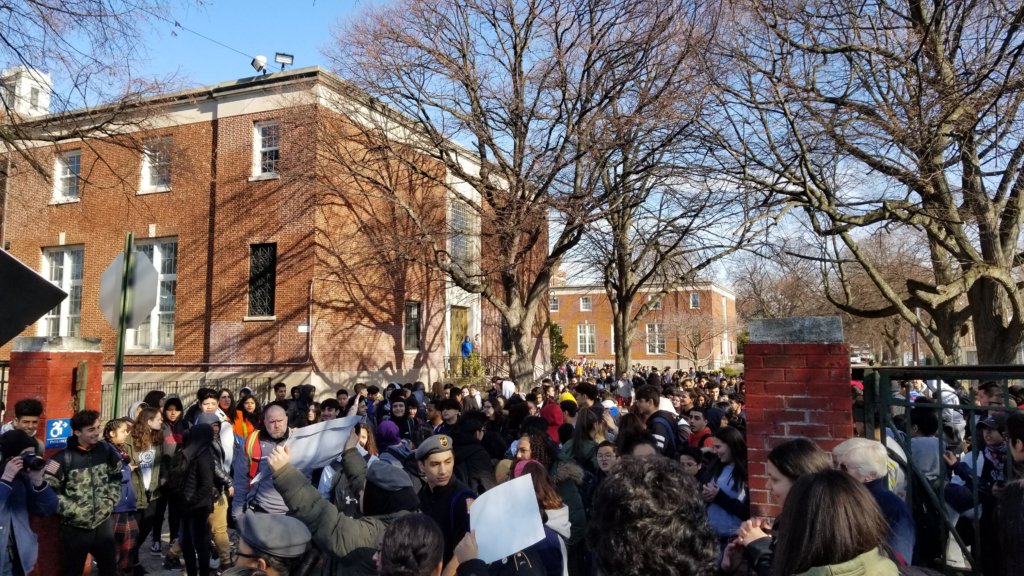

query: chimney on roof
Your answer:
[1,67,52,122]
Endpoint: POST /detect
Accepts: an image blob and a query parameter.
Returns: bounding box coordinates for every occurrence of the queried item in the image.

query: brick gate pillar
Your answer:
[744,317,853,518]
[8,337,104,576]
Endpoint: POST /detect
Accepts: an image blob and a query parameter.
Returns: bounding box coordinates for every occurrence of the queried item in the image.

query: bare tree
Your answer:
[327,0,716,385]
[654,306,740,370]
[707,0,1024,364]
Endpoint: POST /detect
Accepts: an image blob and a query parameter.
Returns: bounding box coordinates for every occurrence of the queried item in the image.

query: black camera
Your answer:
[20,454,45,471]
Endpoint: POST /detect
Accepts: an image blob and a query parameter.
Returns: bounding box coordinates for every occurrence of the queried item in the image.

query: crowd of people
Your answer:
[0,368,1022,576]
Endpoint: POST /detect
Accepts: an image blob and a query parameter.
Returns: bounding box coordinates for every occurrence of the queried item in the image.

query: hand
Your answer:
[267,445,292,473]
[720,539,743,572]
[2,457,23,483]
[454,530,478,564]
[344,429,360,451]
[943,451,957,467]
[701,481,719,502]
[737,518,770,546]
[602,410,617,431]
[228,486,234,498]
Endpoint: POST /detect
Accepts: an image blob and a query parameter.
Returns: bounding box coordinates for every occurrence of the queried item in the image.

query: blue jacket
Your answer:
[0,473,59,576]
[110,443,137,514]
[865,477,915,564]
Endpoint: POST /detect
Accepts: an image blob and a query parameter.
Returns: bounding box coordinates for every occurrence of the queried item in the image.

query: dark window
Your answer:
[404,301,421,350]
[248,244,277,317]
[501,316,512,352]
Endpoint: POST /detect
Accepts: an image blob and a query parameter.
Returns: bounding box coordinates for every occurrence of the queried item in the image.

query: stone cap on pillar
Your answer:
[747,316,843,344]
[12,336,102,352]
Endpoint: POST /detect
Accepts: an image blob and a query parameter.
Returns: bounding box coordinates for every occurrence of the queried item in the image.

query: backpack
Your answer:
[168,449,199,504]
[650,413,682,458]
[327,459,362,518]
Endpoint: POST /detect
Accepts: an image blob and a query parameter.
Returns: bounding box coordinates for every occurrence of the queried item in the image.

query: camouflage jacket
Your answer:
[44,435,122,529]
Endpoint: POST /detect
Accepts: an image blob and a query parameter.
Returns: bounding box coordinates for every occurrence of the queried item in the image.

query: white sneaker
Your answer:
[209,558,220,570]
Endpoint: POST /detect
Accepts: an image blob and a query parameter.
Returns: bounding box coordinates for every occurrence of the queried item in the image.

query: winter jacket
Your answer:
[110,443,137,514]
[419,478,477,563]
[273,459,409,576]
[537,506,570,576]
[452,431,497,494]
[123,439,168,509]
[45,435,122,529]
[864,477,915,565]
[455,550,548,576]
[551,459,586,546]
[179,447,217,513]
[646,409,681,459]
[794,547,898,576]
[744,535,774,576]
[0,471,58,576]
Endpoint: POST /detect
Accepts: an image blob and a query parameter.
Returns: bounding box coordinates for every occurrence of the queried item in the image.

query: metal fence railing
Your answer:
[860,366,1024,575]
[100,377,274,420]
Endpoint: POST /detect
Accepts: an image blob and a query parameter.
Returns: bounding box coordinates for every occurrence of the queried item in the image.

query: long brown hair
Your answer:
[773,470,890,575]
[518,460,563,510]
[132,407,164,451]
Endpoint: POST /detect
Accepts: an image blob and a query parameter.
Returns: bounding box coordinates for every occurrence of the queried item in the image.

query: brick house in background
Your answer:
[548,282,738,371]
[0,67,541,393]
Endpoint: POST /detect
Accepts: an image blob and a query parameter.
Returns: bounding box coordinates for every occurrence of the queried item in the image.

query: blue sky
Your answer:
[138,1,372,88]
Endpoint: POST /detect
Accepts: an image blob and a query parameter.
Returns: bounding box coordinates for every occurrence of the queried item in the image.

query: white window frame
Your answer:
[580,296,592,311]
[690,292,701,309]
[577,323,596,355]
[40,246,84,337]
[53,150,81,202]
[646,323,666,355]
[252,121,280,178]
[549,296,559,311]
[127,239,178,351]
[140,136,172,194]
[649,294,662,310]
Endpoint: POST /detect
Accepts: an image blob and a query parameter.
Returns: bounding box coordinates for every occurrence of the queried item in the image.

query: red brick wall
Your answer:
[744,342,853,517]
[548,285,737,368]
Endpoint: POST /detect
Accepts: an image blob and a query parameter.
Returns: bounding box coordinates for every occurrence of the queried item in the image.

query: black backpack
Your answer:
[168,449,198,504]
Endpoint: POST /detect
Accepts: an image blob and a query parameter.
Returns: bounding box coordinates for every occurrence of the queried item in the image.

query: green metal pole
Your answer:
[112,232,134,417]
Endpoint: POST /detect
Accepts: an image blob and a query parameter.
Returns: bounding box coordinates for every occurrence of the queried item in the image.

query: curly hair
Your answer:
[131,406,164,451]
[587,456,717,576]
[378,513,444,576]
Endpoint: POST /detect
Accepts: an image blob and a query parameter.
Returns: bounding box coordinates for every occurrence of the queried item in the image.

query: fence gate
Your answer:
[860,365,1022,576]
[100,377,274,420]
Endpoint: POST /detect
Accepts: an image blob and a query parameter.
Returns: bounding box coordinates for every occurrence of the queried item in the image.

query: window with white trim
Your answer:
[689,292,701,309]
[649,294,662,310]
[549,296,559,311]
[41,246,84,337]
[577,323,596,355]
[646,323,666,354]
[54,150,81,200]
[253,121,280,176]
[140,136,172,193]
[580,296,592,311]
[129,239,177,350]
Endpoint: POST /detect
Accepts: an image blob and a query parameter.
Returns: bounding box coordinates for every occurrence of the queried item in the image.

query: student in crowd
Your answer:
[376,514,444,576]
[1,399,44,453]
[723,437,833,575]
[0,429,58,576]
[46,410,123,576]
[104,418,139,576]
[772,470,899,575]
[124,407,169,572]
[233,511,312,576]
[234,394,263,442]
[513,460,571,576]
[587,456,717,576]
[158,396,186,566]
[702,426,749,553]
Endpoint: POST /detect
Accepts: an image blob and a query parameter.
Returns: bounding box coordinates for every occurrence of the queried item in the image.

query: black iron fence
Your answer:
[860,366,1023,575]
[100,377,274,420]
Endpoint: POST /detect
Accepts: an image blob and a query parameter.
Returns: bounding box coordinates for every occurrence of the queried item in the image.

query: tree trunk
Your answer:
[969,278,1022,364]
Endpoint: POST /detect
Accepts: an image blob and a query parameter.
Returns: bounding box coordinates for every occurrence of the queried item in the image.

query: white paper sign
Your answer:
[284,416,359,473]
[469,474,546,563]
